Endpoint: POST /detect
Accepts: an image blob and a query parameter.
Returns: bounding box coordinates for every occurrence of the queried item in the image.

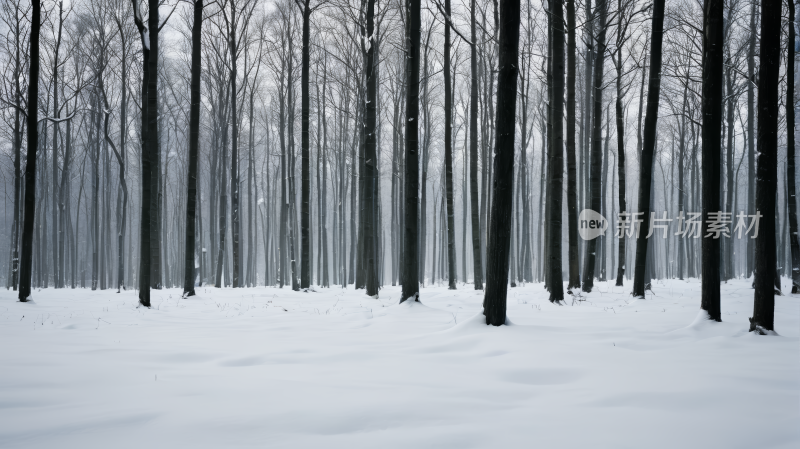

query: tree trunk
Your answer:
[228,1,241,289]
[750,0,781,333]
[747,0,756,278]
[51,2,63,289]
[786,0,800,294]
[581,0,607,293]
[442,0,457,290]
[469,0,483,290]
[300,0,311,289]
[401,0,421,303]
[184,0,203,296]
[614,45,628,286]
[18,0,40,301]
[699,0,724,321]
[364,0,379,296]
[631,0,665,298]
[215,88,230,288]
[566,0,579,290]
[484,0,521,324]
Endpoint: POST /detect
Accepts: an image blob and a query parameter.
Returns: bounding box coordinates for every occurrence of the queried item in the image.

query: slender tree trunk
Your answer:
[300,0,311,289]
[614,48,628,286]
[321,61,329,287]
[566,0,579,289]
[725,62,735,282]
[747,0,756,278]
[699,0,724,320]
[401,0,421,302]
[51,2,63,289]
[599,112,610,282]
[469,0,483,290]
[363,0,379,296]
[631,0,665,298]
[215,89,230,288]
[750,0,781,333]
[581,0,607,293]
[18,0,41,301]
[484,0,521,324]
[184,0,203,296]
[786,0,799,294]
[228,1,241,288]
[442,0,457,290]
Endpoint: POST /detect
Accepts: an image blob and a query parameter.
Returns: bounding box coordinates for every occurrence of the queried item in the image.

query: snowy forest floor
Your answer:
[0,278,798,448]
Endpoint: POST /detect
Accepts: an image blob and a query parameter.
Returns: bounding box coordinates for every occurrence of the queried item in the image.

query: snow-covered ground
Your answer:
[1,278,798,448]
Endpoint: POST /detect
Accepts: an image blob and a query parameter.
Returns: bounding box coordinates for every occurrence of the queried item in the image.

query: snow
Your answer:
[1,278,798,448]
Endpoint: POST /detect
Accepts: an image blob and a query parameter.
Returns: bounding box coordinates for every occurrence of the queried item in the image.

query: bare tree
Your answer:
[749,0,781,334]
[484,0,522,324]
[631,0,665,298]
[17,0,41,301]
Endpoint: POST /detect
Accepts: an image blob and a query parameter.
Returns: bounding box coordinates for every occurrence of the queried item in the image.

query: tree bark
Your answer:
[401,0,421,303]
[184,0,203,296]
[300,0,311,289]
[786,0,799,294]
[442,0,457,290]
[581,0,607,293]
[364,0,379,296]
[750,0,781,333]
[631,0,665,298]
[614,37,628,286]
[699,0,724,320]
[18,0,41,301]
[566,0,579,290]
[747,0,756,278]
[228,0,241,288]
[469,0,483,290]
[484,0,521,324]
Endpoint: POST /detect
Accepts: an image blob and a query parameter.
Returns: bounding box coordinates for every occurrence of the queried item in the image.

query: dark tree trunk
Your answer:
[547,0,566,302]
[469,0,483,290]
[786,0,800,294]
[143,0,160,298]
[418,28,433,286]
[675,69,689,281]
[364,0,379,296]
[401,0,421,303]
[51,2,63,289]
[614,45,628,286]
[91,93,100,291]
[300,0,311,289]
[599,111,610,281]
[747,0,756,278]
[699,0,724,320]
[581,0,607,293]
[583,0,594,218]
[566,0,579,290]
[228,1,241,289]
[278,42,287,288]
[484,0,521,324]
[18,0,41,301]
[215,88,230,288]
[115,21,128,292]
[184,0,203,296]
[631,0,665,298]
[443,0,457,290]
[100,82,128,296]
[9,8,23,291]
[750,0,781,333]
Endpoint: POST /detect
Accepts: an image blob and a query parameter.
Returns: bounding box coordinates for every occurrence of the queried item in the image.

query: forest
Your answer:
[0,0,799,446]
[0,0,797,325]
